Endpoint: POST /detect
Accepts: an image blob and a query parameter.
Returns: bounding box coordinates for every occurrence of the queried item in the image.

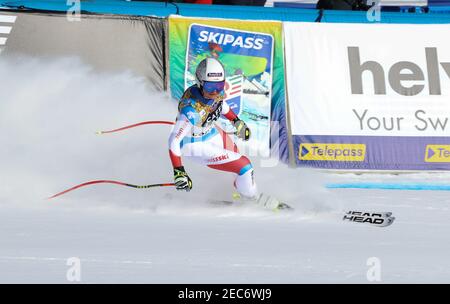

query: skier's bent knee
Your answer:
[235,168,258,198]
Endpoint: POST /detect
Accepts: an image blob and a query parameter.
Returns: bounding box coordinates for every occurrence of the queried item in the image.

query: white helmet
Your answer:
[195,57,225,89]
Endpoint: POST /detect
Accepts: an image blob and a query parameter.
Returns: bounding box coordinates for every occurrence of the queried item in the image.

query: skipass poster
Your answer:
[169,16,287,157]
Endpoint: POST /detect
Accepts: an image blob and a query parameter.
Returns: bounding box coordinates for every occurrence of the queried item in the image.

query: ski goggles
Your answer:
[202,81,225,94]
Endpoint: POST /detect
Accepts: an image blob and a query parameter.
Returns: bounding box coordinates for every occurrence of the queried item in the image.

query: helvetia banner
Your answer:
[169,16,287,158]
[284,22,450,170]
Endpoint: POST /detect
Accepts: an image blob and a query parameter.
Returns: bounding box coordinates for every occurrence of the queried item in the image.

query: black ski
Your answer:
[343,210,395,227]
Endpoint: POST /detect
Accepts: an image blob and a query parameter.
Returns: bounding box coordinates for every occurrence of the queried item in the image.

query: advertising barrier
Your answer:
[2,5,450,171]
[284,22,450,170]
[169,16,287,158]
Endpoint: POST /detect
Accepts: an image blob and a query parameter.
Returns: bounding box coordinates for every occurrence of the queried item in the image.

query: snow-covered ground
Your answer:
[1,56,450,283]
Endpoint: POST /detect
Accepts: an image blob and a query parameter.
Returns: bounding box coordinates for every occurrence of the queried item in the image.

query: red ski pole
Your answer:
[49,180,175,199]
[96,121,175,135]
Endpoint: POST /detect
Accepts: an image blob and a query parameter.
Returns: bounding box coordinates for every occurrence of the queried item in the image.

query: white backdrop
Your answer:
[284,22,450,137]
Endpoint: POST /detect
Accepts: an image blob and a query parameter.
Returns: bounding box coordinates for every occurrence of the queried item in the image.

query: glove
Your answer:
[173,166,192,192]
[232,118,251,141]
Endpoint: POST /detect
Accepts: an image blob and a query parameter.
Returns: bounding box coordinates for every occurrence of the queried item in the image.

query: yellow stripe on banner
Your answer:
[299,143,366,162]
[424,145,450,163]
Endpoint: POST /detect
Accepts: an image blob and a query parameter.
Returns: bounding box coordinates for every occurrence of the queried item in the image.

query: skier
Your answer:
[168,57,289,211]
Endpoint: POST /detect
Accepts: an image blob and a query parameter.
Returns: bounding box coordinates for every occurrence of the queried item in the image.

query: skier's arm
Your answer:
[168,112,192,168]
[221,100,251,141]
[168,112,194,191]
[221,100,238,122]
